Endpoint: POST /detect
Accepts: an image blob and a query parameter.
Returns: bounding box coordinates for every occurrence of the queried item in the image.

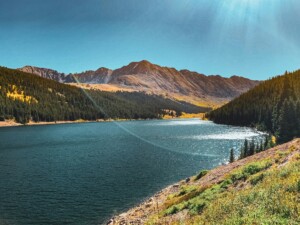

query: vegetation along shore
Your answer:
[108,139,300,225]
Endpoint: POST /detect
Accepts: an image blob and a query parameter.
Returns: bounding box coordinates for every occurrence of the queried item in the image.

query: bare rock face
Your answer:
[18,66,113,84]
[108,60,260,99]
[19,66,67,83]
[66,67,113,84]
[18,60,260,103]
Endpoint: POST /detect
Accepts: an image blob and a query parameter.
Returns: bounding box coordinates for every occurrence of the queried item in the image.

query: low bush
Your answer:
[194,170,208,181]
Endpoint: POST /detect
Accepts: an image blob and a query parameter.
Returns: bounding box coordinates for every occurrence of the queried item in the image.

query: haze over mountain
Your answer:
[18,60,260,107]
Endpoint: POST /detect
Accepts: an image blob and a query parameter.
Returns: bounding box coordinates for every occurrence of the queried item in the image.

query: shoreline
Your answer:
[107,139,299,224]
[0,120,94,128]
[0,113,206,128]
[0,119,144,128]
[0,115,205,128]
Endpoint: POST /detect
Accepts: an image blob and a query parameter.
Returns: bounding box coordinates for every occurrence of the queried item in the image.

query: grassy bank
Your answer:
[109,139,300,225]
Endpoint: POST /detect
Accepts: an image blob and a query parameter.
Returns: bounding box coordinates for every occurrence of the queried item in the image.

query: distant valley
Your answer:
[18,60,260,108]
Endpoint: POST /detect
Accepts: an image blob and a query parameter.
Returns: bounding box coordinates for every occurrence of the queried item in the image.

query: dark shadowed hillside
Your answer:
[207,70,300,143]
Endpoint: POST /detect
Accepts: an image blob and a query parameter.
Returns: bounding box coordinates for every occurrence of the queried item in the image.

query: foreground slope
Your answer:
[207,70,300,143]
[0,67,208,124]
[109,139,300,225]
[18,60,260,107]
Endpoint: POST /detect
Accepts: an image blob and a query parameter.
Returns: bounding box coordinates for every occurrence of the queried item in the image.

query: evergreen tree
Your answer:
[277,100,296,143]
[255,142,260,153]
[259,140,263,152]
[279,76,295,105]
[271,103,279,134]
[264,136,269,150]
[249,139,255,156]
[240,139,248,159]
[296,101,300,134]
[229,148,235,163]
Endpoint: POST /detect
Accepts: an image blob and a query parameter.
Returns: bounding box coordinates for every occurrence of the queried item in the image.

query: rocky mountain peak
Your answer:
[95,67,113,74]
[112,60,159,76]
[18,66,66,82]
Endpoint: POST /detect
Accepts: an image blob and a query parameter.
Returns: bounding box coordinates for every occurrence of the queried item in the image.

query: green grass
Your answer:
[229,160,272,182]
[192,160,300,225]
[147,145,300,225]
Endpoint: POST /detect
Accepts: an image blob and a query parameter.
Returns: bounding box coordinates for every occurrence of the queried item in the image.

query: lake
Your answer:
[0,119,264,225]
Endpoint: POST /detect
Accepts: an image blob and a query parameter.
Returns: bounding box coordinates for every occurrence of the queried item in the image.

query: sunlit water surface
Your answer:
[0,119,265,224]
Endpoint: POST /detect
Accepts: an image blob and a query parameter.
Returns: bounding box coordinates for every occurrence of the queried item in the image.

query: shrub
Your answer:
[220,179,233,189]
[164,206,179,215]
[250,173,265,185]
[189,202,206,215]
[231,161,272,183]
[195,170,208,181]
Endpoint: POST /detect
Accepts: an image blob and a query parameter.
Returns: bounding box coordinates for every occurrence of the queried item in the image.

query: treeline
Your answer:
[0,67,209,124]
[207,70,300,143]
[229,136,275,163]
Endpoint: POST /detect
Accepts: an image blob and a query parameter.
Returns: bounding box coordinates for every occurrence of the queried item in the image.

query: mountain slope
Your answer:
[0,67,209,124]
[66,67,113,83]
[207,70,300,143]
[108,60,258,98]
[18,61,260,107]
[19,66,67,82]
[109,139,300,225]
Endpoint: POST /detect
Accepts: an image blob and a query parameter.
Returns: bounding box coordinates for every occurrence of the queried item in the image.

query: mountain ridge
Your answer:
[18,60,260,107]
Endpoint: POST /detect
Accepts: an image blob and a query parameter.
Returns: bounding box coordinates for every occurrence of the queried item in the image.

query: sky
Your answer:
[0,0,299,80]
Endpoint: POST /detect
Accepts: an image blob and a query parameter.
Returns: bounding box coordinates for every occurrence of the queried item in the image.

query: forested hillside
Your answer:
[207,70,300,143]
[0,67,209,124]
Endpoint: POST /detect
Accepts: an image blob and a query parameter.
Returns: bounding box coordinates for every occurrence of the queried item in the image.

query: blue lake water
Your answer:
[0,119,264,225]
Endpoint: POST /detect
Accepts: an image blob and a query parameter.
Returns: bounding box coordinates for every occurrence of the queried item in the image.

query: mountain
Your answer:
[109,60,258,99]
[19,66,67,82]
[18,60,260,107]
[65,67,113,83]
[18,66,113,84]
[207,70,300,143]
[109,138,300,224]
[0,67,209,124]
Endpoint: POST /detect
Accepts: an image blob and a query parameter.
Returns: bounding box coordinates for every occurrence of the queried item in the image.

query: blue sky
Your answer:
[0,0,299,80]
